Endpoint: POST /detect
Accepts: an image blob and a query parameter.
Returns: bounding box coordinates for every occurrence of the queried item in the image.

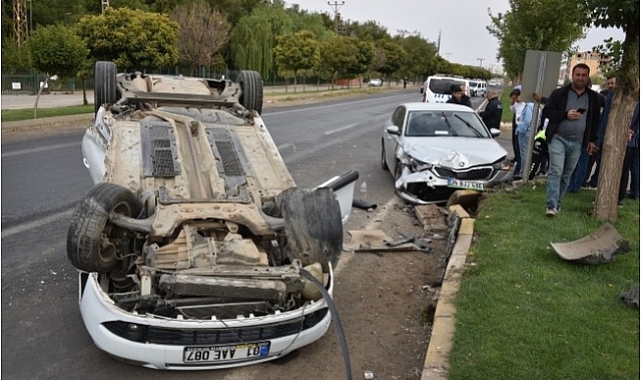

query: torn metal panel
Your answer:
[550,223,630,264]
[620,284,640,309]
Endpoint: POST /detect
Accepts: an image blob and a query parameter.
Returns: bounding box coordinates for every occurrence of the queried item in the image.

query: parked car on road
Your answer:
[68,61,358,370]
[380,102,513,204]
[420,76,469,103]
[368,78,383,86]
[469,80,487,97]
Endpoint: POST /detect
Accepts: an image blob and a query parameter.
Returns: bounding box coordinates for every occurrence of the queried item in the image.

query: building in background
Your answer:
[565,51,611,79]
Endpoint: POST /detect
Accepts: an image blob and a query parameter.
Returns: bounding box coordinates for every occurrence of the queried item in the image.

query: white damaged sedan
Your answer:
[381,103,513,204]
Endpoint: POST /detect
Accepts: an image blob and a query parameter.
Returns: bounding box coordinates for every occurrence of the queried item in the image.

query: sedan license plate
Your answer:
[183,342,270,363]
[447,178,484,191]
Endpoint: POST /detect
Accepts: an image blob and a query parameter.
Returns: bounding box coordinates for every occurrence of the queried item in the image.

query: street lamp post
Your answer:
[65,12,71,25]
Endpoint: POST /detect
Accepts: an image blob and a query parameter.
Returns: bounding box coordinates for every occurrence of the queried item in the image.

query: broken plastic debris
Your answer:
[364,370,375,379]
[550,223,630,264]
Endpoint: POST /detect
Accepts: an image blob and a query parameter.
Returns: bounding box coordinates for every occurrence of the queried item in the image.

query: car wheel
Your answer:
[278,187,343,270]
[67,183,141,273]
[381,141,389,170]
[238,70,264,115]
[394,162,403,181]
[94,61,118,116]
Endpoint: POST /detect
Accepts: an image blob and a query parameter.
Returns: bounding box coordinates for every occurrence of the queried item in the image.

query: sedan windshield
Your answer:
[404,111,491,138]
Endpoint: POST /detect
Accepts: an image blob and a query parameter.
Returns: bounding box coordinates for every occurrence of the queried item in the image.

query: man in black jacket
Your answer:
[446,84,473,108]
[541,63,600,217]
[480,91,503,130]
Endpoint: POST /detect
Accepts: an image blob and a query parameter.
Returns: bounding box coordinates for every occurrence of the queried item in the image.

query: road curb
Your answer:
[421,205,474,380]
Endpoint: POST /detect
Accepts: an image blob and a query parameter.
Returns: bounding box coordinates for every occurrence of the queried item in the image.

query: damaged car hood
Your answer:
[402,137,506,168]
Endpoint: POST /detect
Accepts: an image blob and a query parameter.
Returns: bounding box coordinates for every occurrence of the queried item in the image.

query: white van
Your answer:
[420,76,469,103]
[469,80,487,97]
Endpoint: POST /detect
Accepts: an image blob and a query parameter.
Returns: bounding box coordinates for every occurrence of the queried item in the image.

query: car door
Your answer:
[384,105,406,170]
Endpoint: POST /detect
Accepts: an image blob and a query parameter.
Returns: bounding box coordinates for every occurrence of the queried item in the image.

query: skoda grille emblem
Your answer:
[459,162,465,167]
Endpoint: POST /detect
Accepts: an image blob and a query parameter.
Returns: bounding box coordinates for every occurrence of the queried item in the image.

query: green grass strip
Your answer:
[1,104,94,122]
[449,184,640,380]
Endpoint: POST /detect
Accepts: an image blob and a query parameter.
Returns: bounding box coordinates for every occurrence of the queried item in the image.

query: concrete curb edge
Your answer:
[421,205,475,380]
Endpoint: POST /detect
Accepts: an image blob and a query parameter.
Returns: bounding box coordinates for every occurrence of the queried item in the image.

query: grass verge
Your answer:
[448,183,639,380]
[1,104,94,122]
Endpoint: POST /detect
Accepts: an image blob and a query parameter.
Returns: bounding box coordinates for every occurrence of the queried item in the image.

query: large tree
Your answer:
[589,0,639,220]
[373,39,407,83]
[171,1,231,76]
[273,30,320,92]
[77,7,179,72]
[27,24,88,118]
[229,3,293,78]
[319,36,358,89]
[487,0,585,81]
[397,35,438,81]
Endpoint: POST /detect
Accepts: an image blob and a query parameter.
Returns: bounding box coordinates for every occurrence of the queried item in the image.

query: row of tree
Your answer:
[1,0,494,87]
[487,0,639,220]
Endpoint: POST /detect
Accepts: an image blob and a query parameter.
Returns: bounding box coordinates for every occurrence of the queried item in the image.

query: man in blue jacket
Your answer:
[541,63,600,217]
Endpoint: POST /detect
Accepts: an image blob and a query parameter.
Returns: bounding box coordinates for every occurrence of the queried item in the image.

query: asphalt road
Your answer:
[0,90,497,380]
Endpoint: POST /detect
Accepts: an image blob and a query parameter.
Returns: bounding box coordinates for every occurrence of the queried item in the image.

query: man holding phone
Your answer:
[540,63,601,217]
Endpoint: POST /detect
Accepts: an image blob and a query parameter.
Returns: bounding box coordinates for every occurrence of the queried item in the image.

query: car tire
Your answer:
[238,70,264,115]
[67,183,141,273]
[394,162,403,181]
[94,61,118,115]
[381,142,389,170]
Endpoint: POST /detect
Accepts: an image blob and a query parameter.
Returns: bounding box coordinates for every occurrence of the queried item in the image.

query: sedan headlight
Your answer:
[493,157,511,171]
[409,157,434,171]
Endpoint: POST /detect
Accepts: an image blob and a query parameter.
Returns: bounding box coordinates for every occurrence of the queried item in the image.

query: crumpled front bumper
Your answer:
[77,267,334,370]
[394,165,513,204]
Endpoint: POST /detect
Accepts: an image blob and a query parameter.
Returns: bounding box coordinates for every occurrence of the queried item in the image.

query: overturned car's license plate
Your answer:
[183,342,270,363]
[447,178,484,191]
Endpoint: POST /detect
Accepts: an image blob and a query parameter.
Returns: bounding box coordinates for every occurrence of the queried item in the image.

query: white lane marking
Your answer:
[1,210,74,239]
[325,123,359,136]
[277,142,295,152]
[334,196,402,276]
[1,141,81,158]
[263,94,411,117]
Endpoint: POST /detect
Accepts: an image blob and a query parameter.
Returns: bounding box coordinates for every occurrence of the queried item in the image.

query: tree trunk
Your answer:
[594,92,636,220]
[594,30,640,220]
[293,71,297,94]
[82,78,88,105]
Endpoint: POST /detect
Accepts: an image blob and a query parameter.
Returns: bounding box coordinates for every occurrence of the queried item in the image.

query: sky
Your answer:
[285,0,626,71]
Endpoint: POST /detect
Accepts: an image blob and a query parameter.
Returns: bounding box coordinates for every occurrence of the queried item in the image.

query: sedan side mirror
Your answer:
[386,125,401,135]
[489,128,501,138]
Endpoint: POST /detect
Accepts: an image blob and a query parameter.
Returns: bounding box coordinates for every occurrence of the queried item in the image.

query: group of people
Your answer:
[507,63,639,217]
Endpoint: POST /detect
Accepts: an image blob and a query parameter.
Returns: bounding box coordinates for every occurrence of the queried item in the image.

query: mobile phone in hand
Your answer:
[577,108,586,114]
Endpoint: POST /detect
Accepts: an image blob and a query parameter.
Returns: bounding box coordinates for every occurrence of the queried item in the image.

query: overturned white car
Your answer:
[381,103,513,204]
[67,61,357,369]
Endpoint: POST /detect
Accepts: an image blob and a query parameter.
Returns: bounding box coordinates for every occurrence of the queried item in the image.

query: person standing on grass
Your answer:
[586,77,618,188]
[510,87,526,178]
[516,101,536,179]
[618,102,640,204]
[541,63,600,217]
[479,91,503,131]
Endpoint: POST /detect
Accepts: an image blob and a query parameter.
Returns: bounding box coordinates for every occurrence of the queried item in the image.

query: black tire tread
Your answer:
[94,61,118,115]
[381,141,389,170]
[238,70,264,115]
[67,183,140,273]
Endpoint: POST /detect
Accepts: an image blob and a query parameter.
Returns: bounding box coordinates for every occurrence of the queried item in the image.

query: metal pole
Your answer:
[29,0,32,35]
[523,53,547,182]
